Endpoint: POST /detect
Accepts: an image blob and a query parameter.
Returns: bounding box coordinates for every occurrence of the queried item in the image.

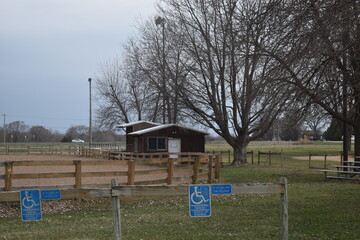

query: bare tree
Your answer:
[304,104,330,140]
[6,121,29,142]
[94,57,132,128]
[259,0,360,159]
[121,16,189,124]
[161,0,293,164]
[29,126,52,142]
[64,125,88,141]
[122,38,164,123]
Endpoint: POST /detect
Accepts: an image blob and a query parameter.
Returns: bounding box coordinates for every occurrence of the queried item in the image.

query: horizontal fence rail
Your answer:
[0,178,288,240]
[0,154,220,191]
[0,144,123,156]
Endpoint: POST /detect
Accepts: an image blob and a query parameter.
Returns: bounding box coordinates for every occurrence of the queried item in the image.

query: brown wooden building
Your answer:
[117,121,208,153]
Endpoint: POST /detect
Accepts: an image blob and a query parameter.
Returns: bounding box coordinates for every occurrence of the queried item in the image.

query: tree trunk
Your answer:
[231,140,248,166]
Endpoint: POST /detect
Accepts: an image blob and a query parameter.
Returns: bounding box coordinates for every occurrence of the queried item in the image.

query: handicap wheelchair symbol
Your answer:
[190,186,210,204]
[22,190,40,209]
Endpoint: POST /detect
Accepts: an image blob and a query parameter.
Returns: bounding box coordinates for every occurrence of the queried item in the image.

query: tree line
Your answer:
[0,121,121,143]
[94,0,360,164]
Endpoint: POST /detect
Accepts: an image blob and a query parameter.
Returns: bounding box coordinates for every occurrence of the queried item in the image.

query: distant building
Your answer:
[117,121,208,153]
[302,130,322,141]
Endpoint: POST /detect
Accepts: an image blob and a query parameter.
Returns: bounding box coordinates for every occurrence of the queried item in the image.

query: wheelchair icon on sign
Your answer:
[22,190,40,209]
[191,186,210,204]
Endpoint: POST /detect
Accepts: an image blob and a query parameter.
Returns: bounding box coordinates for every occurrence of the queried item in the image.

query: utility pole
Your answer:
[3,114,6,144]
[88,78,92,148]
[343,76,349,164]
[155,16,166,124]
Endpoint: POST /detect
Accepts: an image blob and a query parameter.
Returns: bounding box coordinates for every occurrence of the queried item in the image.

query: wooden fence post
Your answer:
[269,150,272,166]
[4,162,13,191]
[74,160,82,189]
[341,152,344,165]
[280,177,288,240]
[324,154,327,169]
[111,179,122,240]
[167,159,174,185]
[258,151,261,165]
[27,146,30,155]
[250,151,254,164]
[215,155,221,180]
[192,157,200,184]
[127,160,135,185]
[208,155,213,184]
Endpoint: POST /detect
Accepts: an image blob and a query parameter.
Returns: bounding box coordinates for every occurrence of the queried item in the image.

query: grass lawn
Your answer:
[1,142,360,239]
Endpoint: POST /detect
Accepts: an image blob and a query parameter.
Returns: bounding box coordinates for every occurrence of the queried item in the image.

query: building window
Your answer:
[147,137,167,151]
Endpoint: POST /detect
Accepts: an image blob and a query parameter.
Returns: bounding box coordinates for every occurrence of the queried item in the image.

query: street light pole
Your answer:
[2,114,6,144]
[88,78,92,148]
[343,76,348,164]
[155,16,166,124]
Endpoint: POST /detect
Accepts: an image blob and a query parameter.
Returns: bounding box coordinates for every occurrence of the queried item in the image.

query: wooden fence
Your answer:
[0,145,88,156]
[0,154,220,191]
[308,152,351,169]
[258,150,284,167]
[0,178,288,240]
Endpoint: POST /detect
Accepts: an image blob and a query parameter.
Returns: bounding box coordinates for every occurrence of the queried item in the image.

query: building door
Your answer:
[134,137,138,153]
[168,138,181,158]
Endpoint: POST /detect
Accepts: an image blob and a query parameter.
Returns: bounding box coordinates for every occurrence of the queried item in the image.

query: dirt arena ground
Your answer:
[293,155,343,162]
[0,155,191,189]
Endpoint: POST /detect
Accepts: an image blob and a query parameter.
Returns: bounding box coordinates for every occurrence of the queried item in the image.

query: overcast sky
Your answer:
[0,0,157,133]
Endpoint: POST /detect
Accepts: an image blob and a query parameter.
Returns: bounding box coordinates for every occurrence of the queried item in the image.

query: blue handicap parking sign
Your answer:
[20,190,42,221]
[41,190,61,200]
[211,184,232,195]
[189,185,211,217]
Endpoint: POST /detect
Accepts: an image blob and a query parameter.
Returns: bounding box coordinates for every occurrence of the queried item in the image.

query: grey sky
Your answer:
[0,0,157,133]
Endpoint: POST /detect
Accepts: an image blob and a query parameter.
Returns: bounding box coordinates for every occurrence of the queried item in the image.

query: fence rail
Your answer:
[0,154,220,191]
[0,178,288,240]
[258,150,284,167]
[0,145,90,156]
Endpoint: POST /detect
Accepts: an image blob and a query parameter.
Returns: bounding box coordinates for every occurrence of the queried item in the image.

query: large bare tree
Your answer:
[161,0,293,164]
[259,0,360,159]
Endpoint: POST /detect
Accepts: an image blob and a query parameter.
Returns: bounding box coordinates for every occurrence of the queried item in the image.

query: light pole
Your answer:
[2,114,5,144]
[155,16,166,124]
[343,76,348,164]
[88,78,92,148]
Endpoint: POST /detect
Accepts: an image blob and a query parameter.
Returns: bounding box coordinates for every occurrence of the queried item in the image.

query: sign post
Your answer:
[189,185,211,217]
[20,190,42,221]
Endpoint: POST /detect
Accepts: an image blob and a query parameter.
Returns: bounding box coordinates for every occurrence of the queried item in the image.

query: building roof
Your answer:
[128,124,208,136]
[117,121,159,128]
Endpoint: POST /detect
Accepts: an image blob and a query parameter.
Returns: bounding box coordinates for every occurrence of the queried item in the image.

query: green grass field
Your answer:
[1,141,360,239]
